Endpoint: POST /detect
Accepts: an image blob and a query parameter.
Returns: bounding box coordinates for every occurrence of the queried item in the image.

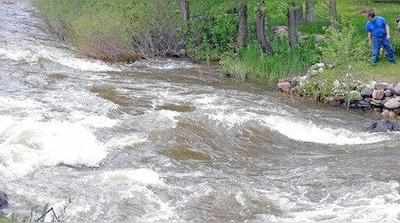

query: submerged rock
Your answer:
[162,148,210,161]
[367,120,400,132]
[0,192,8,211]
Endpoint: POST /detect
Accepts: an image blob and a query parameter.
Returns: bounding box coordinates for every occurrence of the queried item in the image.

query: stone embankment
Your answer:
[278,63,400,131]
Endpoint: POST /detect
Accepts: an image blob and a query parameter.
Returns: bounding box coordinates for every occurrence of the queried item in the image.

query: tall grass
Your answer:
[221,39,320,82]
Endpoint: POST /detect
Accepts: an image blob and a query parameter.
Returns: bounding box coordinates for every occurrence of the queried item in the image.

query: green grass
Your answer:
[334,0,400,82]
[221,39,320,82]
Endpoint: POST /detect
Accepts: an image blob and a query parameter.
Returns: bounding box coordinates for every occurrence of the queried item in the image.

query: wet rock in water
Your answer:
[162,148,210,161]
[367,120,400,132]
[372,89,385,100]
[277,80,292,94]
[0,192,8,211]
[361,87,373,98]
[384,97,400,110]
[156,104,195,113]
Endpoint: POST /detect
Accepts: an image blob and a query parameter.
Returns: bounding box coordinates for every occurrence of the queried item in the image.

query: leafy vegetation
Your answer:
[35,0,400,83]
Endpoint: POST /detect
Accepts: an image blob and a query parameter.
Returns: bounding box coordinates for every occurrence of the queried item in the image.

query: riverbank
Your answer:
[277,62,400,122]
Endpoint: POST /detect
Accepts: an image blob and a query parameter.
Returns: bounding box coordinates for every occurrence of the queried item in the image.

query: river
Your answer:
[0,1,400,223]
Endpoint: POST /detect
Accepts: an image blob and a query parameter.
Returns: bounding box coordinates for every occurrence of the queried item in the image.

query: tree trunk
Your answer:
[288,6,300,48]
[305,0,315,23]
[329,0,338,28]
[237,0,248,49]
[180,0,190,24]
[256,1,273,55]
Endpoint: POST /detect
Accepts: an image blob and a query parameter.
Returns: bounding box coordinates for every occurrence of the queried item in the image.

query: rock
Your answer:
[367,120,400,132]
[356,100,372,110]
[277,80,292,94]
[372,89,385,100]
[384,97,400,109]
[0,192,8,211]
[361,87,373,98]
[318,67,324,73]
[384,89,393,97]
[272,26,288,38]
[393,108,400,115]
[347,90,362,102]
[394,83,400,96]
[374,82,389,90]
[326,96,344,106]
[370,99,384,107]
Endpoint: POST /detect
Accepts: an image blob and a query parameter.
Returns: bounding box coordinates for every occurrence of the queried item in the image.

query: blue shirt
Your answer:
[366,16,387,38]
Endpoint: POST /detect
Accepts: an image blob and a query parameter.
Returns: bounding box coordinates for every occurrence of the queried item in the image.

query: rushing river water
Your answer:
[1,1,400,222]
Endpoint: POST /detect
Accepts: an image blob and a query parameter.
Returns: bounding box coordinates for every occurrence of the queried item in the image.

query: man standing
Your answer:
[366,11,396,64]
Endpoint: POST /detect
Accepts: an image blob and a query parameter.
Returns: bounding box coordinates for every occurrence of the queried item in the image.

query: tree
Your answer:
[329,0,338,28]
[305,0,315,23]
[288,5,300,48]
[256,0,273,54]
[237,0,249,48]
[180,0,190,25]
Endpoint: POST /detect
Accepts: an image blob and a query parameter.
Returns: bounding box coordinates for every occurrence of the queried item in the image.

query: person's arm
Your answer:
[386,24,391,39]
[368,32,372,46]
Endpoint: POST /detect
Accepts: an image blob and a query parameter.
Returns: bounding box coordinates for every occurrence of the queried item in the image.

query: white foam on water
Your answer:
[0,116,108,178]
[259,115,389,145]
[69,111,118,128]
[134,59,195,70]
[257,181,400,223]
[0,47,38,62]
[106,134,148,148]
[102,168,165,186]
[207,110,389,145]
[0,43,120,72]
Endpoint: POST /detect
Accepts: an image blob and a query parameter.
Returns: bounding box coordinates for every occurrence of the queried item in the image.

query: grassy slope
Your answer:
[338,0,400,82]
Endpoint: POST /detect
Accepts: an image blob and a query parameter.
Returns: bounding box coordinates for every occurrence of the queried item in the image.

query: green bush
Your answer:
[321,24,369,69]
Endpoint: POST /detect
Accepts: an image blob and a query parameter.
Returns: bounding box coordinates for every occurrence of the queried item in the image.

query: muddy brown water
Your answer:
[0,1,400,223]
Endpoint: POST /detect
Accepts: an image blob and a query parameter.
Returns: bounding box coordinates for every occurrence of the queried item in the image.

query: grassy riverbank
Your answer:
[35,0,400,83]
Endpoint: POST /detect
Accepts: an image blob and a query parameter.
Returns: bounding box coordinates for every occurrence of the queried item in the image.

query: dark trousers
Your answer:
[372,37,396,64]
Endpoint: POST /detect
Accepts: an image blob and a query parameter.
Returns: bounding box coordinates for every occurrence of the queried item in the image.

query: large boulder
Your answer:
[384,97,400,110]
[0,192,8,211]
[367,120,400,132]
[372,89,385,100]
[394,83,400,96]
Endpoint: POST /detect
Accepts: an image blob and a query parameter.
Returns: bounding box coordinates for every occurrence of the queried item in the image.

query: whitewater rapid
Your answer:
[0,1,400,223]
